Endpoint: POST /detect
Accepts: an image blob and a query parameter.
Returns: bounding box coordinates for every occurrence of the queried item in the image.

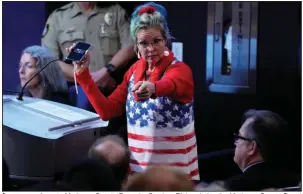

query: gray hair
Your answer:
[195,181,227,192]
[22,45,67,99]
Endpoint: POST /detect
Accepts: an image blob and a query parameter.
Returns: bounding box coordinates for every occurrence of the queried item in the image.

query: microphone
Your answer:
[17,59,60,101]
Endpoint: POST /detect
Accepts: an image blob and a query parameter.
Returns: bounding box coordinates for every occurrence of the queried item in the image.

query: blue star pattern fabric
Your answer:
[126,74,194,129]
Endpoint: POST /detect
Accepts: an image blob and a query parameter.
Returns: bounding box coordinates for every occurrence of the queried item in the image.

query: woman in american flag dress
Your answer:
[70,2,199,180]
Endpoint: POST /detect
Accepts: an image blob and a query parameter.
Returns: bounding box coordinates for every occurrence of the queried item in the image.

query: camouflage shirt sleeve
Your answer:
[116,4,133,48]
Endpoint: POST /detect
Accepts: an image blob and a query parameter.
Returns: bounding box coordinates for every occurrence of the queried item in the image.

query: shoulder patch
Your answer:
[42,24,49,38]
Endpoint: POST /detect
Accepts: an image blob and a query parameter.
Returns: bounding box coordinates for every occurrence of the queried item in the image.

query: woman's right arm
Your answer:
[76,65,134,121]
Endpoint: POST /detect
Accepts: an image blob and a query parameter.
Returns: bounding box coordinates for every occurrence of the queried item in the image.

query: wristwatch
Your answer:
[105,63,116,74]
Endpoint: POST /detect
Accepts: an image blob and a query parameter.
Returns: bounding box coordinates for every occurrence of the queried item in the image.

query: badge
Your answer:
[104,12,113,26]
[42,24,49,38]
[101,23,105,34]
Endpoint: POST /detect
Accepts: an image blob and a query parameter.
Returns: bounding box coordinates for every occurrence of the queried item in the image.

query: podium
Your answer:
[3,95,109,181]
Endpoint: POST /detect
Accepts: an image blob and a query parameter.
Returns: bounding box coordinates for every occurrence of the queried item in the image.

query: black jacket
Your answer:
[224,162,300,191]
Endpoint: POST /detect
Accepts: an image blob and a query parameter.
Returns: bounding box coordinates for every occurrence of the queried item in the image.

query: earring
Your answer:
[164,48,169,56]
[137,51,141,59]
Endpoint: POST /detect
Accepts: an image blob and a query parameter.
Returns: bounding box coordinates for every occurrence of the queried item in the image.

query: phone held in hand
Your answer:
[66,42,92,95]
[66,42,92,63]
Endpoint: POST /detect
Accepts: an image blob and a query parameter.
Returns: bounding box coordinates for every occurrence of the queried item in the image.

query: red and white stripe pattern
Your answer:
[128,123,199,180]
[126,70,199,180]
[127,122,199,180]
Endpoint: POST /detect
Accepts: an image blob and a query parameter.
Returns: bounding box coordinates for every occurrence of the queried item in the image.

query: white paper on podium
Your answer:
[24,101,89,122]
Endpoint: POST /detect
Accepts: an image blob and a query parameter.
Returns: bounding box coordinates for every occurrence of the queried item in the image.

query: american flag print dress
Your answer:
[126,70,200,180]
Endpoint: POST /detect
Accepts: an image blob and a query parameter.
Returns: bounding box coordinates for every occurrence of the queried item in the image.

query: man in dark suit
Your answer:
[224,109,300,191]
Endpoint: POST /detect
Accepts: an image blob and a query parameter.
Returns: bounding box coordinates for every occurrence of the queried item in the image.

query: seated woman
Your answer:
[18,45,70,105]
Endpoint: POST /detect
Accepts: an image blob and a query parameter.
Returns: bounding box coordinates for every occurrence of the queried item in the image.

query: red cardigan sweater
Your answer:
[76,51,194,121]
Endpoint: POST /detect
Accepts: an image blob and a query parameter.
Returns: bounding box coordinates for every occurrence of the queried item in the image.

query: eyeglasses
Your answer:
[234,133,255,143]
[137,38,164,49]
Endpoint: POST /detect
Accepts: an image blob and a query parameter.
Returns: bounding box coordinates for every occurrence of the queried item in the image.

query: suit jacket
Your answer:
[224,162,300,191]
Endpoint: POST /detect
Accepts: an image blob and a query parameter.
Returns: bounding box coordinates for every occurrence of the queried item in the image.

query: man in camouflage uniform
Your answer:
[42,2,134,140]
[42,2,134,94]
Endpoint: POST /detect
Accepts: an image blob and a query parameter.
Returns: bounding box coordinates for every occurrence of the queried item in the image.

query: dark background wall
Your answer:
[3,2,46,92]
[3,2,301,171]
[44,1,302,171]
[165,2,302,171]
